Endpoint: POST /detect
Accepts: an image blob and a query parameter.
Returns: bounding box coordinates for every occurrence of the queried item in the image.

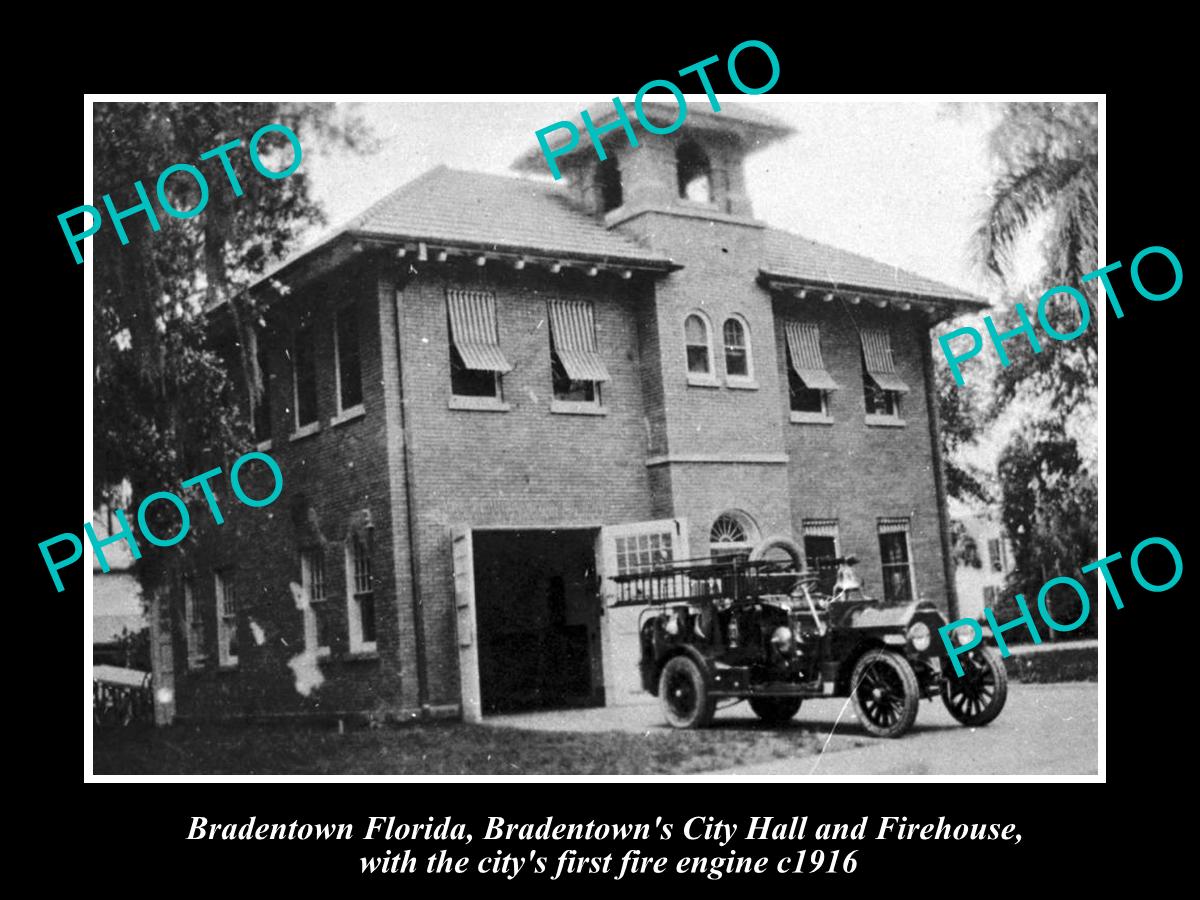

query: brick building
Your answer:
[152,104,987,724]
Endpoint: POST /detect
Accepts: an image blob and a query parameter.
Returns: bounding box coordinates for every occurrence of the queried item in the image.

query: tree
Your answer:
[92,102,371,595]
[973,102,1099,417]
[941,102,1099,635]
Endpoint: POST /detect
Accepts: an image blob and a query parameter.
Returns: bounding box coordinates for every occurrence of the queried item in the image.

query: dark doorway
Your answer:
[473,529,604,714]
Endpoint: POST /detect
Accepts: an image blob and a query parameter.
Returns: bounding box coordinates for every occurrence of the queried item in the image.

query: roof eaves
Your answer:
[758,268,991,311]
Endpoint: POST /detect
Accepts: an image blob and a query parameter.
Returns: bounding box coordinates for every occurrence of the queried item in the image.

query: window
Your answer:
[684,313,713,380]
[596,157,623,213]
[547,300,609,409]
[300,550,332,656]
[987,537,1007,572]
[676,141,712,203]
[802,519,840,595]
[983,585,999,607]
[784,322,839,420]
[723,317,753,382]
[334,304,364,415]
[877,518,916,605]
[183,575,205,668]
[347,532,376,652]
[252,336,271,444]
[709,513,753,561]
[292,322,319,430]
[446,289,511,402]
[616,531,675,575]
[214,570,239,667]
[860,328,909,421]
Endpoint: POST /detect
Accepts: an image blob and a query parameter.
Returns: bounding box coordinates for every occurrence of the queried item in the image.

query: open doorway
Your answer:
[472,529,604,714]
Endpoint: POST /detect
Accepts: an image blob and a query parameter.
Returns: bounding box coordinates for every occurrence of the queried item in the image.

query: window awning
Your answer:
[877,517,911,534]
[548,300,610,382]
[802,519,839,538]
[860,329,910,393]
[446,290,512,373]
[785,322,839,390]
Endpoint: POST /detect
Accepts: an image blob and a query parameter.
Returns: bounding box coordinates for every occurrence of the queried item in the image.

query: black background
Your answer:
[27,25,1185,893]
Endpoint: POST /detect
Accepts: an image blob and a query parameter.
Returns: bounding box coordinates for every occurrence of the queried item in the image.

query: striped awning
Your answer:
[446,290,512,373]
[877,516,911,535]
[860,329,910,393]
[548,300,610,382]
[784,322,839,390]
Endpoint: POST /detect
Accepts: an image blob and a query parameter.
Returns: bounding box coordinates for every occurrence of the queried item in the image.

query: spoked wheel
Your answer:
[942,645,1008,726]
[658,656,715,729]
[850,649,920,738]
[749,696,803,725]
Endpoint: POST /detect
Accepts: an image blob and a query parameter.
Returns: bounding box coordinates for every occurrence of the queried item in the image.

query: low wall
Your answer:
[1001,640,1098,683]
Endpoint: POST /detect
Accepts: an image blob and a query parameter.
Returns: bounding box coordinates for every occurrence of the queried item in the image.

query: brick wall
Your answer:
[393,260,661,706]
[167,264,411,720]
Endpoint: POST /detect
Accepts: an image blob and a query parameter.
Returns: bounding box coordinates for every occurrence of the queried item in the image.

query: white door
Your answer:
[450,526,482,723]
[596,518,689,706]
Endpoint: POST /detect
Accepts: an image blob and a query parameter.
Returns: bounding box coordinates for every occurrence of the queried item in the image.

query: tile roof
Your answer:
[347,165,672,266]
[761,228,987,306]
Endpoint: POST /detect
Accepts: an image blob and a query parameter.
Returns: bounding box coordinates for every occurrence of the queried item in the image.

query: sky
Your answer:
[304,99,1008,301]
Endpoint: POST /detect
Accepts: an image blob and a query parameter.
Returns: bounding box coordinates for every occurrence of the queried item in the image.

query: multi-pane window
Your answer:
[293,323,318,428]
[616,532,674,574]
[547,300,608,405]
[335,304,364,412]
[723,318,749,378]
[252,336,271,443]
[300,549,331,656]
[784,322,838,417]
[446,290,511,399]
[684,314,712,377]
[860,328,909,419]
[802,519,840,595]
[214,570,239,667]
[987,538,1005,573]
[183,575,205,668]
[709,513,751,562]
[347,532,376,651]
[877,517,915,605]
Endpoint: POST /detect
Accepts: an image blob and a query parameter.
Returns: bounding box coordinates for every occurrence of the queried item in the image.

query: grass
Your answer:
[93,718,824,775]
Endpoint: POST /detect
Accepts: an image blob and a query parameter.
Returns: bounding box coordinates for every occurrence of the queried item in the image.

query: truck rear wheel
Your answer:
[850,649,920,738]
[749,696,802,724]
[659,656,715,729]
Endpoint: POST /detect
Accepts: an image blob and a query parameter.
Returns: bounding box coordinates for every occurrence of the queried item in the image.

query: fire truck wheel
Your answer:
[658,656,716,729]
[941,645,1008,726]
[850,649,920,738]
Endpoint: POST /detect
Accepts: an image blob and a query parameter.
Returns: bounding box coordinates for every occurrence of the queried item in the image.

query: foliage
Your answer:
[949,519,982,569]
[973,102,1099,418]
[92,103,371,593]
[935,358,991,505]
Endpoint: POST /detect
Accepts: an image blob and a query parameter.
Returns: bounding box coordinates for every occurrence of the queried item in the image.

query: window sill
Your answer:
[315,646,332,659]
[725,377,759,391]
[864,414,906,428]
[343,648,379,662]
[186,656,209,671]
[687,374,720,388]
[790,411,834,425]
[550,400,607,416]
[449,395,511,412]
[289,421,321,442]
[217,663,240,674]
[254,438,273,453]
[329,404,365,428]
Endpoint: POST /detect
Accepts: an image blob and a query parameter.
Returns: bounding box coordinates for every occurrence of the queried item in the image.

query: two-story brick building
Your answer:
[151,104,987,724]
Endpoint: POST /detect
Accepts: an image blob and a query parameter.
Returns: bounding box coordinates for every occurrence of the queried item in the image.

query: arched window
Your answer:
[710,511,759,561]
[596,157,622,213]
[723,316,752,380]
[683,313,712,377]
[676,141,712,203]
